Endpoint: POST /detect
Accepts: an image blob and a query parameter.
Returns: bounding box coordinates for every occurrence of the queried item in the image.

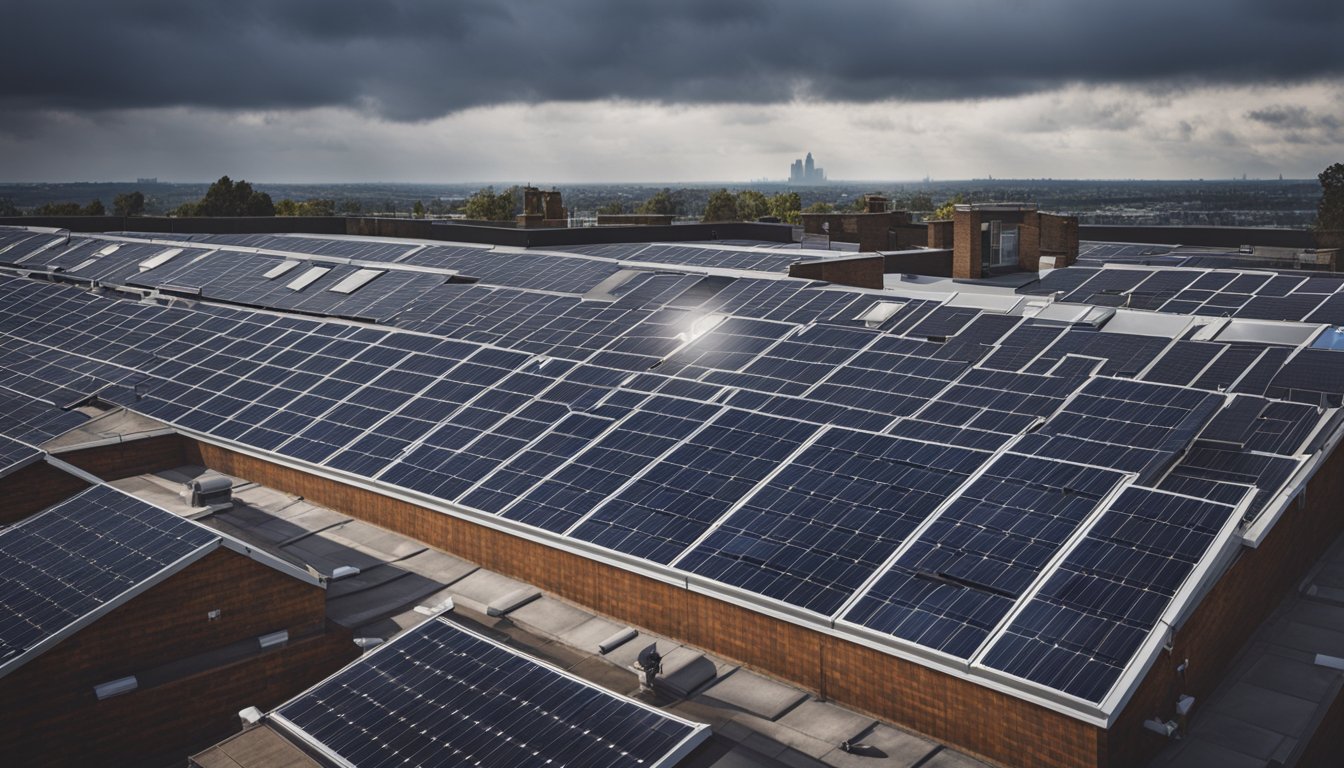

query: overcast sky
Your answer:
[2,0,1341,183]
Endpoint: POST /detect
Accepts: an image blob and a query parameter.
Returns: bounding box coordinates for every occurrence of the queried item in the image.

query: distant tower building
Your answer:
[789,153,826,184]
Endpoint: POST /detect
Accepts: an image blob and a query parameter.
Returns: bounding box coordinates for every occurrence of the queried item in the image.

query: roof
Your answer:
[0,484,219,677]
[268,616,710,768]
[0,225,1341,725]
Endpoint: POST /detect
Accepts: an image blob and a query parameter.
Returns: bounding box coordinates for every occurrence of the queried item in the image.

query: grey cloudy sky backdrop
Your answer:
[2,0,1342,182]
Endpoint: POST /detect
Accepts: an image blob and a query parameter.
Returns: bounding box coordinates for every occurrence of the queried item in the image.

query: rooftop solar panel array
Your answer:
[272,616,707,768]
[0,225,1338,717]
[1027,265,1344,323]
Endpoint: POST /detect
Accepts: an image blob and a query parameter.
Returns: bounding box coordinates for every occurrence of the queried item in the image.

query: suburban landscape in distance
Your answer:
[0,177,1323,227]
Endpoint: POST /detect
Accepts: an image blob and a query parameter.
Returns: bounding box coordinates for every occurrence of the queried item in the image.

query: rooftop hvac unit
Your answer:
[188,474,233,511]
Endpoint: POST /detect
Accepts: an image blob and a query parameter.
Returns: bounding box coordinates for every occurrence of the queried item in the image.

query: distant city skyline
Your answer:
[1,2,1341,183]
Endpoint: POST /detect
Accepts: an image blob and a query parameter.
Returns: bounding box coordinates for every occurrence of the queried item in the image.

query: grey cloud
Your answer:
[1,0,1342,122]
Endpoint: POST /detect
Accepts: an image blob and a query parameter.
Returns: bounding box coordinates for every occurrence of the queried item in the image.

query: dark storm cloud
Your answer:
[2,0,1342,120]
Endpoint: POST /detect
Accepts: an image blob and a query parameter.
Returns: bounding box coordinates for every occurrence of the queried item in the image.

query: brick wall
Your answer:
[0,458,91,523]
[55,433,195,480]
[1018,219,1043,271]
[788,256,886,289]
[1039,213,1080,266]
[0,547,351,767]
[953,210,980,278]
[928,220,954,249]
[801,212,912,252]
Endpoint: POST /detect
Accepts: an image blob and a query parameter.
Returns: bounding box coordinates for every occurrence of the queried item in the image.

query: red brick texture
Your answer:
[0,458,91,523]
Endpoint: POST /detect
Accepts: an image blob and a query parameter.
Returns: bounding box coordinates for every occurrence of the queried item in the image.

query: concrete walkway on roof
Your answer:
[116,464,990,768]
[1148,532,1344,768]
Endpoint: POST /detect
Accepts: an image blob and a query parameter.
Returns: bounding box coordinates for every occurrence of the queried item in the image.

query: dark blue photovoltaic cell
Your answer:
[1159,445,1301,522]
[981,487,1236,702]
[1266,348,1344,406]
[676,430,989,615]
[1141,340,1224,386]
[1025,329,1171,378]
[570,410,819,564]
[0,485,216,668]
[914,367,1076,435]
[1013,377,1222,483]
[843,455,1126,658]
[980,324,1070,372]
[500,397,721,533]
[274,617,703,768]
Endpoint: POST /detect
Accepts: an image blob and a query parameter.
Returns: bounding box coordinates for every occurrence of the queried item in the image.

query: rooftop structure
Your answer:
[2,223,1343,767]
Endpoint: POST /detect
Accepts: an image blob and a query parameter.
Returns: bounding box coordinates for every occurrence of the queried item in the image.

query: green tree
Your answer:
[803,201,835,214]
[83,199,105,216]
[412,200,426,219]
[339,199,363,215]
[702,189,739,222]
[768,191,802,224]
[930,193,965,221]
[274,199,300,216]
[0,198,20,217]
[300,198,335,216]
[175,176,275,216]
[596,200,626,216]
[112,191,146,217]
[638,188,679,216]
[462,186,518,221]
[735,190,769,221]
[1317,162,1344,232]
[907,192,934,211]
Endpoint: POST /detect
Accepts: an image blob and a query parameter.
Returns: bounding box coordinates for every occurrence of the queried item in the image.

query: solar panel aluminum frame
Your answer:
[968,485,1251,723]
[267,616,712,768]
[1239,438,1329,547]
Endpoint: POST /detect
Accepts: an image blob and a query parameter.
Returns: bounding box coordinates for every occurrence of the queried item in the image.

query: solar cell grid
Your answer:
[842,455,1128,658]
[569,409,820,564]
[676,429,990,615]
[1140,341,1224,386]
[980,487,1236,702]
[273,617,704,768]
[1013,377,1222,483]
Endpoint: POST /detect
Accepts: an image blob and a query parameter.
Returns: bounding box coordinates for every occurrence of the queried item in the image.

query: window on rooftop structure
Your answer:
[286,266,330,291]
[264,260,302,279]
[328,268,383,294]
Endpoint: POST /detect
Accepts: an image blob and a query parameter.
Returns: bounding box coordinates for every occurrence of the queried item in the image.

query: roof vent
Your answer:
[187,473,233,511]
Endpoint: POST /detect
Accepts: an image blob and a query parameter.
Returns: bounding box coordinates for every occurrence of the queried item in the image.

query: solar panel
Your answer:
[272,616,707,768]
[1266,348,1344,406]
[675,429,990,615]
[1012,377,1223,483]
[0,485,216,670]
[842,454,1127,658]
[1159,445,1302,522]
[980,487,1237,702]
[568,409,820,564]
